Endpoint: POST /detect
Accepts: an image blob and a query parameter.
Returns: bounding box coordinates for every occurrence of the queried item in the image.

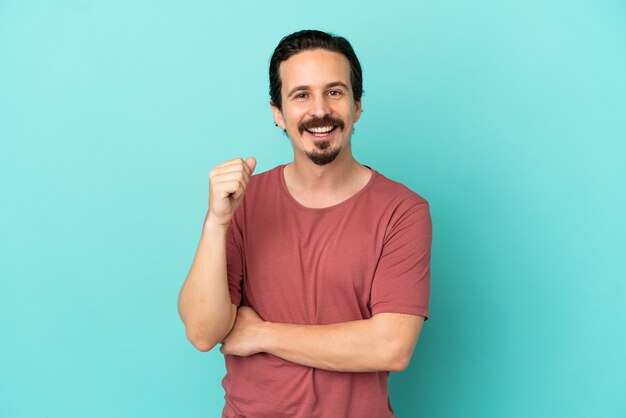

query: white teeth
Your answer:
[308,126,334,133]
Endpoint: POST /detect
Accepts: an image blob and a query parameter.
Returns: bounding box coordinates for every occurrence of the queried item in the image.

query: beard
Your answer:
[305,140,342,165]
[297,114,345,166]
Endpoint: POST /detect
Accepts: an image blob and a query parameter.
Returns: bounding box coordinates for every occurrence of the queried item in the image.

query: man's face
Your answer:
[271,49,362,166]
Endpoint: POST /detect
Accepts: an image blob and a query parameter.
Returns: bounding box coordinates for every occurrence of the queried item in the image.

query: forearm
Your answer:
[258,314,420,372]
[178,217,236,351]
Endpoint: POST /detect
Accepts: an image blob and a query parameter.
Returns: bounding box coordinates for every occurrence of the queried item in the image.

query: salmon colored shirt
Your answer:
[222,165,432,418]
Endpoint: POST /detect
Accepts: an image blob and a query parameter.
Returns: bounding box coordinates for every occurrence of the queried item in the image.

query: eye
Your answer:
[327,90,342,97]
[294,92,309,100]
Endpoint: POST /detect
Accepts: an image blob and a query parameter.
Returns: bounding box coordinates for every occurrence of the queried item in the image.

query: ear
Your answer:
[270,101,286,130]
[354,100,362,123]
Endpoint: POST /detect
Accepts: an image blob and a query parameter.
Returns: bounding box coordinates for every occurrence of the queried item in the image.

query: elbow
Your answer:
[189,337,214,352]
[183,312,235,352]
[179,303,236,353]
[193,343,214,353]
[184,321,228,352]
[371,313,423,372]
[385,341,415,372]
[186,330,219,352]
[388,353,411,372]
[180,316,220,352]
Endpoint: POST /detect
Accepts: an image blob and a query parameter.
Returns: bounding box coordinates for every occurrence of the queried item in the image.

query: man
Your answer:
[178,30,432,417]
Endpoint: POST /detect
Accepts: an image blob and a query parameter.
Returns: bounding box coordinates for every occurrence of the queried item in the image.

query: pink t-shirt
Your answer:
[222,165,432,418]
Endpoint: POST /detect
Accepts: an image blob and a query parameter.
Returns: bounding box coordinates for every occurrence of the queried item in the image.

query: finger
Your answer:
[209,167,250,186]
[212,178,248,198]
[212,158,253,176]
[245,156,257,174]
[213,158,247,170]
[211,161,250,176]
[210,171,248,187]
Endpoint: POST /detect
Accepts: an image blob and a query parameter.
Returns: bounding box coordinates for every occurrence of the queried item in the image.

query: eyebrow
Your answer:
[287,81,350,98]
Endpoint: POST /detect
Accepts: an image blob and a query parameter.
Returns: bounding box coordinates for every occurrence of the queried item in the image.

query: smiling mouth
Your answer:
[305,125,338,138]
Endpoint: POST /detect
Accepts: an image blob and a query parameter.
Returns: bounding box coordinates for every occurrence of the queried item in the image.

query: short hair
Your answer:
[269,30,363,110]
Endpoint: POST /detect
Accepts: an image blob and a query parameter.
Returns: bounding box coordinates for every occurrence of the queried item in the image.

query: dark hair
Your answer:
[269,30,363,109]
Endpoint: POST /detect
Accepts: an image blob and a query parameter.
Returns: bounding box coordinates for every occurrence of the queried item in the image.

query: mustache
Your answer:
[298,115,345,135]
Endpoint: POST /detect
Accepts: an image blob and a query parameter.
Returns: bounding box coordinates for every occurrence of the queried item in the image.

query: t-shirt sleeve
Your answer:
[369,199,432,319]
[226,219,244,307]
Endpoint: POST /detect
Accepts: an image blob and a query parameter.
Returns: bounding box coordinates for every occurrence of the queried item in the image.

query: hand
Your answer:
[207,157,257,227]
[220,306,267,357]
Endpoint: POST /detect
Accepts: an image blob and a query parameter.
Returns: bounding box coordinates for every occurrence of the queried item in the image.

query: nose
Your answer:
[310,93,332,118]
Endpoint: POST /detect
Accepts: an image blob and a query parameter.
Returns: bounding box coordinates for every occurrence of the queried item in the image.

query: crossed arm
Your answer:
[220,305,425,373]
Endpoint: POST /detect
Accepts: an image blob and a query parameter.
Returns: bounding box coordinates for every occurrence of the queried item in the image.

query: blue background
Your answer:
[1,1,625,417]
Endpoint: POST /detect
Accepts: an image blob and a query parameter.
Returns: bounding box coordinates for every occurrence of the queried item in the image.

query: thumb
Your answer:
[245,156,257,174]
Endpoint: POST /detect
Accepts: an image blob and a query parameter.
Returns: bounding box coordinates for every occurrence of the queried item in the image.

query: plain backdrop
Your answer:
[1,1,625,417]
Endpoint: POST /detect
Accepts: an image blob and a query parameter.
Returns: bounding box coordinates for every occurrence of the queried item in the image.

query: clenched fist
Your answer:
[206,157,256,227]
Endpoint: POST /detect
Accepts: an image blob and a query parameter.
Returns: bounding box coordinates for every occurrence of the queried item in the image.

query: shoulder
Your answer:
[367,170,432,242]
[352,168,430,237]
[368,169,429,210]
